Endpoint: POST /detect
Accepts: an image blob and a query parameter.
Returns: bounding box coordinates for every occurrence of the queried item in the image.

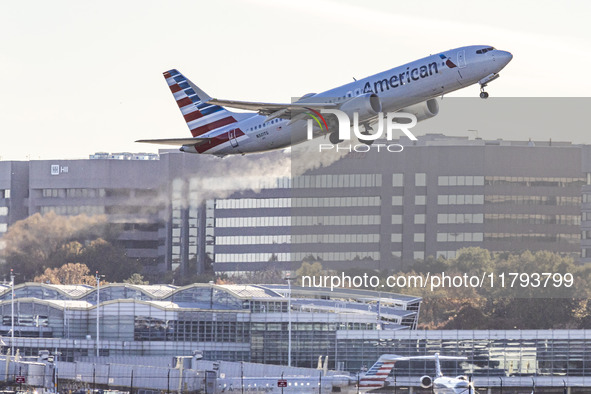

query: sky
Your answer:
[1,0,590,160]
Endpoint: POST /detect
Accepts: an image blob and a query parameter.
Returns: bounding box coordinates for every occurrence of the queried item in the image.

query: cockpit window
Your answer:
[476,47,495,54]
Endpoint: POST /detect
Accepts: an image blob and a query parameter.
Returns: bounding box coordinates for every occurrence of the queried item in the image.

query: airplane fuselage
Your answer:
[433,376,473,393]
[179,45,511,155]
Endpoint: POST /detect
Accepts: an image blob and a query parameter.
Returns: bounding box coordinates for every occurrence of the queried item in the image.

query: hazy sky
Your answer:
[1,0,590,160]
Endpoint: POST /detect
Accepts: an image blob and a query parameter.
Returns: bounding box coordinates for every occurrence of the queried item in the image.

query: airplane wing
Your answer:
[208,98,337,115]
[135,138,211,146]
[186,80,337,119]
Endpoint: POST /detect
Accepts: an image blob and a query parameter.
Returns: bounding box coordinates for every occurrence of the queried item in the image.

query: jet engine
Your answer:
[339,93,382,121]
[399,98,439,122]
[420,375,433,388]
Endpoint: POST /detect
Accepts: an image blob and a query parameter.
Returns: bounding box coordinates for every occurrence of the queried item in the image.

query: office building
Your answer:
[1,135,590,275]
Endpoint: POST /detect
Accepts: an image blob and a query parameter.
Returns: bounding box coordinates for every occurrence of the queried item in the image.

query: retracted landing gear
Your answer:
[329,132,343,145]
[358,123,375,145]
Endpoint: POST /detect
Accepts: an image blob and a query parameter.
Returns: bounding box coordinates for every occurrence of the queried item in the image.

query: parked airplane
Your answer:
[214,352,470,393]
[215,354,399,393]
[413,353,473,394]
[362,352,472,393]
[137,45,512,156]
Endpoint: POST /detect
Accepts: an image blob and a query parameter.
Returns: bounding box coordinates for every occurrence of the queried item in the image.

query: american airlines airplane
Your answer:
[358,353,473,393]
[214,354,398,393]
[137,45,512,156]
[414,353,474,394]
[214,353,471,393]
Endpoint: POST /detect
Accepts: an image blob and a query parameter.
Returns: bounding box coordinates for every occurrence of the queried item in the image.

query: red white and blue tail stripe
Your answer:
[163,69,241,138]
[358,356,397,390]
[162,69,252,153]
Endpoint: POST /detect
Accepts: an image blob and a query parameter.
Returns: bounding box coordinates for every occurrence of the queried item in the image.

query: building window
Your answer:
[391,234,402,242]
[415,195,426,205]
[392,196,403,206]
[437,213,484,224]
[414,214,425,224]
[437,233,484,242]
[415,173,426,186]
[438,176,485,186]
[438,194,484,205]
[392,215,403,225]
[437,251,457,259]
[413,251,424,260]
[414,233,425,242]
[393,174,404,187]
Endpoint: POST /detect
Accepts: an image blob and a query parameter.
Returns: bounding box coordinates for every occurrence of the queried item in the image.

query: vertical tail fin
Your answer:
[435,352,442,378]
[359,355,398,390]
[163,69,242,137]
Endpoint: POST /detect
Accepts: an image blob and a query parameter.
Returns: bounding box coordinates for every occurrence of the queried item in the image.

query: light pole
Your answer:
[284,272,292,367]
[95,271,104,358]
[53,349,61,393]
[10,269,14,356]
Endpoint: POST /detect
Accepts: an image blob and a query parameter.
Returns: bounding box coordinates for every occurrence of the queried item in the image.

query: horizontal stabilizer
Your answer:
[135,138,210,146]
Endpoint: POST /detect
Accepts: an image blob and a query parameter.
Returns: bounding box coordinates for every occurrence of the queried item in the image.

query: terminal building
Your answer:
[0,282,420,368]
[1,135,591,276]
[1,283,591,382]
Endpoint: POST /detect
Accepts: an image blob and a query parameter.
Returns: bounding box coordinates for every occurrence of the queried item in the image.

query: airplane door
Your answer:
[229,129,239,148]
[457,50,466,68]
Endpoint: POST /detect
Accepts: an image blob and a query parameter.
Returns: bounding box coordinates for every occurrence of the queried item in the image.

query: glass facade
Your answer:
[0,283,420,368]
[336,330,591,376]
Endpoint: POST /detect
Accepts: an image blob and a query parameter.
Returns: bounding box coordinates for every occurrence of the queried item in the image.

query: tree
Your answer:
[0,212,144,283]
[389,248,590,329]
[225,266,286,285]
[33,263,96,285]
[0,212,107,282]
[295,261,325,286]
[77,238,143,282]
[124,273,149,285]
[1,212,106,261]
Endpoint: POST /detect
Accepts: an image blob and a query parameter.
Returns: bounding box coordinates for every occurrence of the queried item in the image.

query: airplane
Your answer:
[213,352,470,393]
[214,354,400,393]
[137,45,512,156]
[389,352,474,394]
[358,352,472,393]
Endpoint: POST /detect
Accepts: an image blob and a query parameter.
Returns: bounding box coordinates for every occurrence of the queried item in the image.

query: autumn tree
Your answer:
[388,248,589,329]
[76,238,142,282]
[0,212,140,283]
[295,261,327,286]
[124,273,149,285]
[33,263,96,285]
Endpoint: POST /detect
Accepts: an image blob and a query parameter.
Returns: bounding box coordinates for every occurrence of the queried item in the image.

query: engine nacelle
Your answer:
[338,93,382,121]
[420,375,433,388]
[399,98,439,122]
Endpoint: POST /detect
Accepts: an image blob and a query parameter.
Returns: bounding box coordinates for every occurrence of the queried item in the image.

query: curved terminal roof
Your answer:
[218,284,282,299]
[262,285,422,306]
[0,282,421,313]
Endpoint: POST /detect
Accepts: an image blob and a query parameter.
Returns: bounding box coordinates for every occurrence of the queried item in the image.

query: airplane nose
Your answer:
[496,50,513,67]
